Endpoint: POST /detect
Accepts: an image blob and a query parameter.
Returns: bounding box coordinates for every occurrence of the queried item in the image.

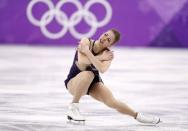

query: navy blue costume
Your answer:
[64,39,105,95]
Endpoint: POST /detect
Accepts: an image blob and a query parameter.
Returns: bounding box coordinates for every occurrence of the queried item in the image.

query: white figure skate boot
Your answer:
[136,113,160,124]
[66,103,86,121]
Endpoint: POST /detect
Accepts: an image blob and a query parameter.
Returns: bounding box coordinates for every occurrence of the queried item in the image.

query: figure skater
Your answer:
[64,29,160,124]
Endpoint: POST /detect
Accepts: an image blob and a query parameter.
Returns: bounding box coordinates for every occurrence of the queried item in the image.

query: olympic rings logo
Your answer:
[26,0,112,39]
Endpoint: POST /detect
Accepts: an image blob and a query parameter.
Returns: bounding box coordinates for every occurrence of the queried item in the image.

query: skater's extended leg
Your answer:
[89,82,160,124]
[89,82,137,118]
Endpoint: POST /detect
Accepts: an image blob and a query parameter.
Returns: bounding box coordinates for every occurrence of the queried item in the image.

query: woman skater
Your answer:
[64,29,160,124]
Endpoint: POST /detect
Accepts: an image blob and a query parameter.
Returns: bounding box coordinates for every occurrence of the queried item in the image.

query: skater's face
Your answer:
[99,30,115,48]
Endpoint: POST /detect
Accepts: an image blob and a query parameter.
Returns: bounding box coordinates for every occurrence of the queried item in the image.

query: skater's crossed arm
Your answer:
[85,51,112,73]
[78,38,113,73]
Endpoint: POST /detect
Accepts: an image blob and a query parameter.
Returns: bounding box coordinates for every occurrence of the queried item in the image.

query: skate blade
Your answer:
[67,116,86,122]
[156,118,161,124]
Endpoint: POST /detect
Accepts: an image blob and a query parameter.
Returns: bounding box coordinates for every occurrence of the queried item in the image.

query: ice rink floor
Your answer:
[0,45,188,131]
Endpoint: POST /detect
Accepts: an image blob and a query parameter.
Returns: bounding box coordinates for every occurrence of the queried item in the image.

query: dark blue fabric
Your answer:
[64,50,103,95]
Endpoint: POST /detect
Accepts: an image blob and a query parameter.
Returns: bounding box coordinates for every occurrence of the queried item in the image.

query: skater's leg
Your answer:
[66,71,94,121]
[89,82,160,124]
[89,82,137,118]
[67,71,94,103]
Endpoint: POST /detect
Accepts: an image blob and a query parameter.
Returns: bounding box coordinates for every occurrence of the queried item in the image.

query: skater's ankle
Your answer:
[72,100,79,103]
[71,102,79,104]
[134,112,138,119]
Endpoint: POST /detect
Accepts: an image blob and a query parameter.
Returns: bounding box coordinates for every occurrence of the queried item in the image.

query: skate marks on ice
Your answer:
[0,46,188,130]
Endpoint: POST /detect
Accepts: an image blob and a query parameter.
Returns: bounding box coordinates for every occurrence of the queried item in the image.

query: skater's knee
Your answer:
[80,71,94,81]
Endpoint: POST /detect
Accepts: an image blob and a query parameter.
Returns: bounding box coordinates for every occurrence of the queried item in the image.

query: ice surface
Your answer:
[0,46,188,131]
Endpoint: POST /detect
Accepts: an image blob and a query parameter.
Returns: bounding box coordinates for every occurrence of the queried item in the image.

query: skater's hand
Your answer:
[77,41,90,55]
[100,50,114,61]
